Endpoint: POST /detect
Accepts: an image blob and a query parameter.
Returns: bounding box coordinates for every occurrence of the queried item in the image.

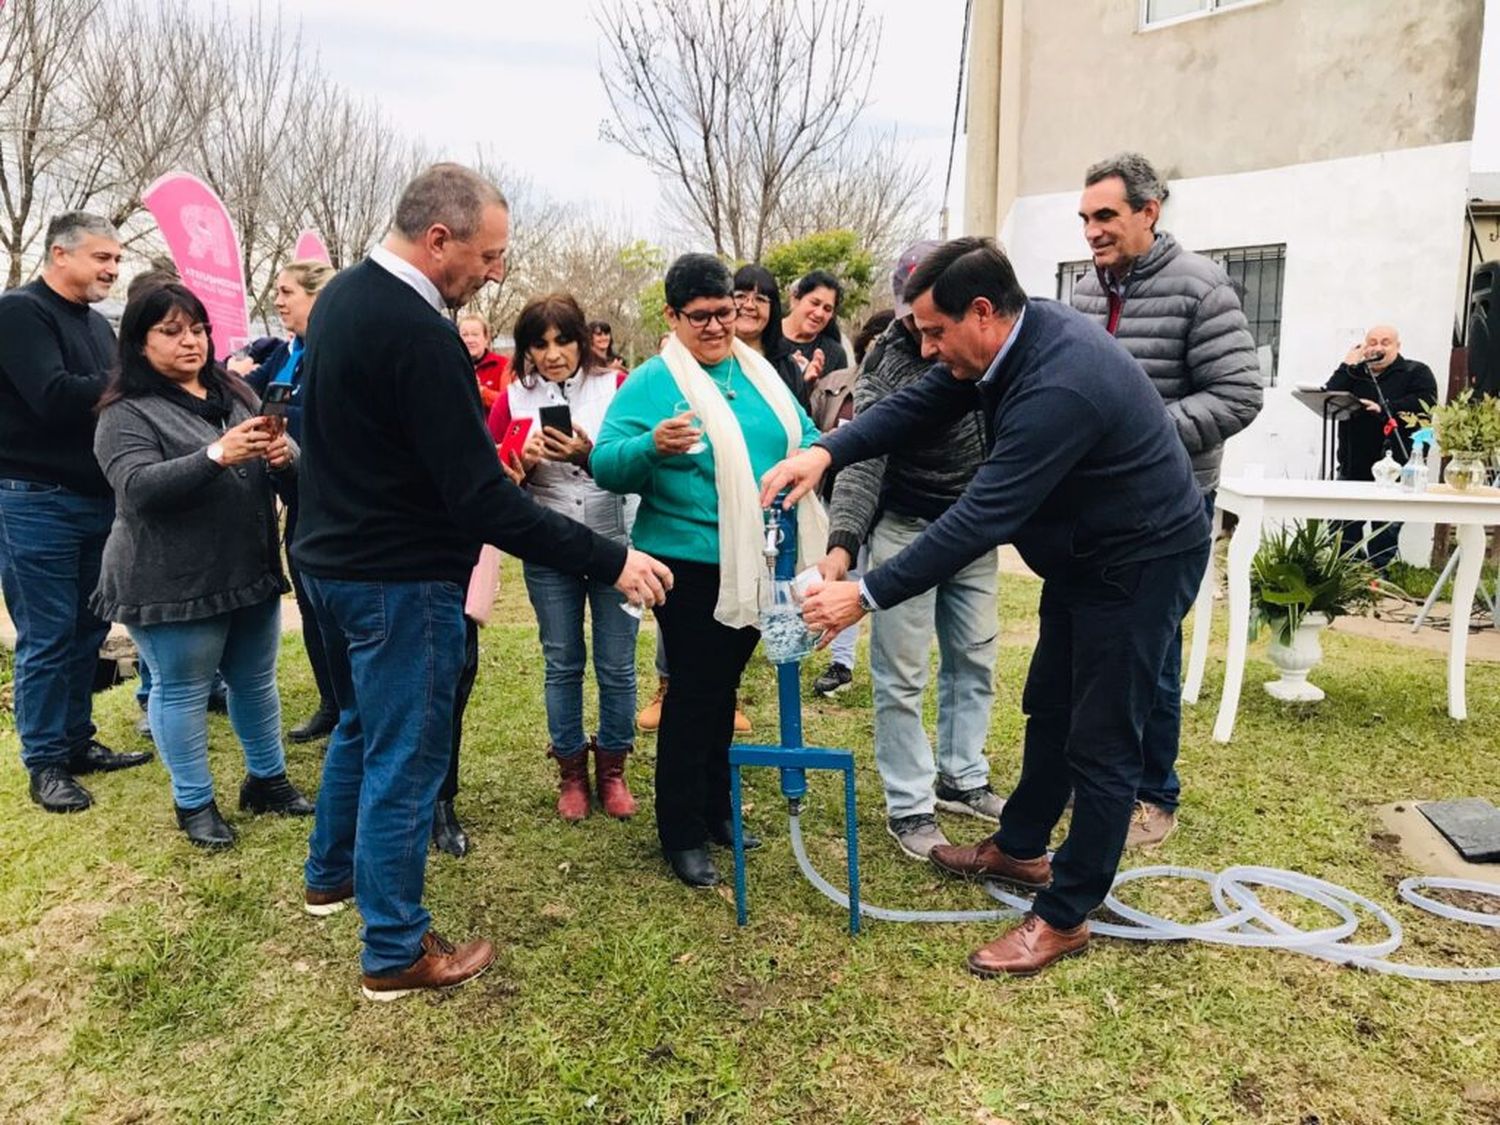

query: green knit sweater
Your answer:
[591,353,820,565]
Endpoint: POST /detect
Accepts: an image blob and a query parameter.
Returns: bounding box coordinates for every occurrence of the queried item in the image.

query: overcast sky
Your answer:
[218,0,968,251]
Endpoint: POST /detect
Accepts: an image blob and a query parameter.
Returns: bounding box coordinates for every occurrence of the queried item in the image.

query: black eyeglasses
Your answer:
[674,305,738,329]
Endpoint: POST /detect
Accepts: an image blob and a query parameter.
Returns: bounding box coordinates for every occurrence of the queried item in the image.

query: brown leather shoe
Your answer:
[304,881,354,917]
[928,837,1052,889]
[967,913,1089,977]
[360,930,495,1002]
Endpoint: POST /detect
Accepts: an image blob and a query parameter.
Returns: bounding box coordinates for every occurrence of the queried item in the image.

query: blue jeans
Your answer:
[0,480,114,770]
[522,562,639,755]
[136,656,227,710]
[868,512,999,818]
[128,598,288,809]
[301,576,467,976]
[1137,492,1215,812]
[997,543,1209,929]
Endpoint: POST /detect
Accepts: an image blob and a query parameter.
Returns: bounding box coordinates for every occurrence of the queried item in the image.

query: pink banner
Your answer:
[142,172,251,359]
[293,229,332,264]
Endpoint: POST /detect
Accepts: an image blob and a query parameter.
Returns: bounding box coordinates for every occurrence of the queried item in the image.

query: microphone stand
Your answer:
[1363,356,1408,459]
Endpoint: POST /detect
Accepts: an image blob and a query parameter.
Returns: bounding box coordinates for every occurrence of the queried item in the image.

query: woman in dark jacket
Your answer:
[93,284,313,849]
[242,259,339,743]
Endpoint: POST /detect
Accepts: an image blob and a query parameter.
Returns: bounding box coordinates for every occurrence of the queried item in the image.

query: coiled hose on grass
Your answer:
[787,814,1500,982]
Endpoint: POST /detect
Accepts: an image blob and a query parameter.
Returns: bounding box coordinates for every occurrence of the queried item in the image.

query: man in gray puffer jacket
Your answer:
[1071,152,1262,848]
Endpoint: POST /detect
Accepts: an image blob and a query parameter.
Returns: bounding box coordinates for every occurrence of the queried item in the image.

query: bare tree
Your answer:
[595,0,882,262]
[775,129,930,266]
[191,3,312,318]
[0,0,106,286]
[293,86,421,272]
[71,2,226,237]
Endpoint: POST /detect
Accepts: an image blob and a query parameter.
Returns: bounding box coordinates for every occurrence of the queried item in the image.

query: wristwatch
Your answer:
[857,586,876,614]
[206,441,225,465]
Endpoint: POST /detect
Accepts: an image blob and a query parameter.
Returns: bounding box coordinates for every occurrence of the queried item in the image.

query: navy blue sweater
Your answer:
[292,260,628,587]
[819,298,1208,609]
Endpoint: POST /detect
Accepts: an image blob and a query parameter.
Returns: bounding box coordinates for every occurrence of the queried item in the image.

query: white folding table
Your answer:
[1182,478,1500,742]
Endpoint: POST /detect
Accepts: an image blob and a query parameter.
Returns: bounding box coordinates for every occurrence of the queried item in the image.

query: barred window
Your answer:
[1055,242,1286,385]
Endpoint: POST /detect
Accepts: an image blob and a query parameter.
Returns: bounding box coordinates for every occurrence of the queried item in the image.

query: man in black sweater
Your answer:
[292,163,672,1002]
[0,212,151,815]
[762,238,1209,976]
[1325,324,1438,569]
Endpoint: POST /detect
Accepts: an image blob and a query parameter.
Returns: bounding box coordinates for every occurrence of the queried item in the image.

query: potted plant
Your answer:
[1404,391,1500,490]
[1251,519,1378,701]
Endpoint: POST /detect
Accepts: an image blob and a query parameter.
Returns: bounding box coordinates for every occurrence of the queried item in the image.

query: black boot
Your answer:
[238,772,315,816]
[176,799,236,849]
[29,766,93,813]
[706,818,761,850]
[288,703,338,744]
[431,800,470,858]
[665,846,719,887]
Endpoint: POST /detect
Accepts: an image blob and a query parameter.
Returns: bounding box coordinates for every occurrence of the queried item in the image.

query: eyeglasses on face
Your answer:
[674,305,738,329]
[733,291,771,308]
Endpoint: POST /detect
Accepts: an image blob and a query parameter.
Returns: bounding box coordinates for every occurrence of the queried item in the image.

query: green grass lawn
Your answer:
[1,564,1498,1124]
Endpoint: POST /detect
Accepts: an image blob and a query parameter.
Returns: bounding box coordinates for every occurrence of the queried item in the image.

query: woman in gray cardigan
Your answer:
[92,284,313,849]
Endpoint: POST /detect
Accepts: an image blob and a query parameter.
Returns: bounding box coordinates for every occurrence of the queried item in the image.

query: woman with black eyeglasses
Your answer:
[593,254,825,889]
[92,284,314,849]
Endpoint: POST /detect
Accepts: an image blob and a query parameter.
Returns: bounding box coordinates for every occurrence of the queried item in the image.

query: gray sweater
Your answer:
[825,318,985,558]
[1070,231,1262,491]
[91,392,291,625]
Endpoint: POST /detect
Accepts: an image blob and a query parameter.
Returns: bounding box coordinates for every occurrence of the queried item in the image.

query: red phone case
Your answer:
[499,417,533,462]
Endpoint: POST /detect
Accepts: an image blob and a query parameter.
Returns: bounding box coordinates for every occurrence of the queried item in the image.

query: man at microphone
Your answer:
[1324,324,1437,568]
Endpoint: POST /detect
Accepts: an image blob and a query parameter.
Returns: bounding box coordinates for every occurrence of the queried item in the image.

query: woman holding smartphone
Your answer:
[487,293,639,823]
[238,260,339,745]
[92,284,313,849]
[592,255,824,889]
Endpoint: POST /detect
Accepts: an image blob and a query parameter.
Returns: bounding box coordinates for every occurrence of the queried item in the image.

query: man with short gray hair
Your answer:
[294,163,674,1001]
[0,212,152,815]
[1072,152,1261,849]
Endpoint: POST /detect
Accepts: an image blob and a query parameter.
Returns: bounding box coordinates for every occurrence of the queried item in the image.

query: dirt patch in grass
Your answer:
[1231,1073,1267,1116]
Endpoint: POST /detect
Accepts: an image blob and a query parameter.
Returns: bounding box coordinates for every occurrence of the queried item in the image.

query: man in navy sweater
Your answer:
[293,163,673,1001]
[762,238,1208,976]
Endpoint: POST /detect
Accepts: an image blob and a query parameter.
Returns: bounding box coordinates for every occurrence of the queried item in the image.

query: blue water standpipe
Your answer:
[731,501,1500,979]
[729,492,862,934]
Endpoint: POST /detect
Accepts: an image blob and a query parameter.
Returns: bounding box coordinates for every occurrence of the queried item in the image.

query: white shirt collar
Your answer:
[369,244,445,315]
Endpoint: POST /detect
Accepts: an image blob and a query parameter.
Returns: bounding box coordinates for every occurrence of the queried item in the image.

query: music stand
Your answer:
[1292,388,1364,480]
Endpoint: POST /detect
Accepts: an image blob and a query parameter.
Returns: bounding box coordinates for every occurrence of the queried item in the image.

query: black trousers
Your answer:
[285,501,335,708]
[995,543,1209,930]
[439,616,480,803]
[652,558,760,851]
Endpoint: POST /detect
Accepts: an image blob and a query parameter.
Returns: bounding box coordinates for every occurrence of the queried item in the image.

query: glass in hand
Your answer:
[673,400,707,455]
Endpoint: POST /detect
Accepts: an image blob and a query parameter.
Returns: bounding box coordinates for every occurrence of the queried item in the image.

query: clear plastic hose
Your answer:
[787,814,1500,981]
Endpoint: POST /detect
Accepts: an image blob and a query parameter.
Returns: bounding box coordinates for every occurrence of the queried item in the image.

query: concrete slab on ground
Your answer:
[1375,802,1500,885]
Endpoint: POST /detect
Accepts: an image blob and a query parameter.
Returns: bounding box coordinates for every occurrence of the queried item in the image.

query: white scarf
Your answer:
[661,333,828,629]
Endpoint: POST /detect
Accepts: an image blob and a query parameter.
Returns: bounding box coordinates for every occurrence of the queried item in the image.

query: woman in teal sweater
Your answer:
[593,254,824,888]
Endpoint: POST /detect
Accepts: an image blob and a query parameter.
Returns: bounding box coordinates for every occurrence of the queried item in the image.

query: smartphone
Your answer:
[260,382,293,437]
[498,417,533,463]
[537,404,572,436]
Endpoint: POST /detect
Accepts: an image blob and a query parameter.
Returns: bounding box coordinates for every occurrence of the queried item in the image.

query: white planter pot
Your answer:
[1264,612,1329,702]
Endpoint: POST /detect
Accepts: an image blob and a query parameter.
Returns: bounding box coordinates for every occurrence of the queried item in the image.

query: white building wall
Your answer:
[999,142,1473,489]
[1472,0,1500,192]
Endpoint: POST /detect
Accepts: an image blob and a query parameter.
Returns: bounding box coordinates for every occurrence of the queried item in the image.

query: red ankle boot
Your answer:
[592,743,637,819]
[550,747,590,822]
